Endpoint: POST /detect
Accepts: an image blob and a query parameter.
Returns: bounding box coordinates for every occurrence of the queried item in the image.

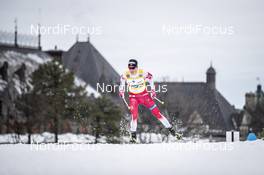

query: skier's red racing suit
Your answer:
[119,68,171,132]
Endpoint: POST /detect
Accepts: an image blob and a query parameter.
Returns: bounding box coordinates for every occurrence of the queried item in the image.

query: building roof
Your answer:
[206,66,216,74]
[62,41,120,89]
[157,82,236,131]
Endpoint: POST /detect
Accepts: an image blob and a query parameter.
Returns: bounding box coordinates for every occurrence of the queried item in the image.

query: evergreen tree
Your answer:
[16,60,123,143]
[28,60,86,143]
[92,95,122,143]
[16,92,38,144]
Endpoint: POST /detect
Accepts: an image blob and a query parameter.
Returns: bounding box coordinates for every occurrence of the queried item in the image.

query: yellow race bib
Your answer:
[125,69,146,94]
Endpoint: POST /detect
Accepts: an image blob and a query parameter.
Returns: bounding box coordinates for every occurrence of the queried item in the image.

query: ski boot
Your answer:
[168,127,182,140]
[130,132,137,143]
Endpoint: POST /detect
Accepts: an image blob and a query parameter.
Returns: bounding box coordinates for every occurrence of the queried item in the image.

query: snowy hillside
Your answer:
[0,49,99,97]
[74,76,100,97]
[1,50,50,73]
[0,140,263,175]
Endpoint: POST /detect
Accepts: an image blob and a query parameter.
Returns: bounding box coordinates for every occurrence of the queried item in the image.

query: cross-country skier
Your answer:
[119,59,181,143]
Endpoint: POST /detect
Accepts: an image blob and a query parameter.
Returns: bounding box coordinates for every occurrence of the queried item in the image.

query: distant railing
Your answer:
[0,30,38,48]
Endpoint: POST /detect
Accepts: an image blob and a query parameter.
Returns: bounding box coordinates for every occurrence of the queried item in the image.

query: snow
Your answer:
[0,140,263,175]
[0,134,28,144]
[0,50,98,98]
[0,50,52,95]
[27,53,50,64]
[0,133,96,144]
[0,132,195,144]
[13,78,23,94]
[59,133,95,143]
[0,79,7,91]
[2,51,50,72]
[74,76,100,97]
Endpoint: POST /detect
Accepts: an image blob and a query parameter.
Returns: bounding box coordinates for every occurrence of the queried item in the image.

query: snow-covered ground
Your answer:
[0,132,187,144]
[0,140,263,175]
[0,133,96,144]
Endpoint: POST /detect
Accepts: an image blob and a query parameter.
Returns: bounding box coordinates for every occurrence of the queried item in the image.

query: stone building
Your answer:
[157,66,237,137]
[239,84,264,138]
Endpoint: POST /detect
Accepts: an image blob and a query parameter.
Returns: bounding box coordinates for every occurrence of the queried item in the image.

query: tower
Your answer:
[256,84,264,104]
[38,23,42,50]
[206,63,216,89]
[14,18,18,47]
[87,33,90,42]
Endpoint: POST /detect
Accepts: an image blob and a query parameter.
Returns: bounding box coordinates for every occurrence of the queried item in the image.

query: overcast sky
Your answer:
[1,0,264,108]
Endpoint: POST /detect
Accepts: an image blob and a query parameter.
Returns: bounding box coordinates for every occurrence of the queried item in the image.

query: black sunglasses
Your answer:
[128,64,136,70]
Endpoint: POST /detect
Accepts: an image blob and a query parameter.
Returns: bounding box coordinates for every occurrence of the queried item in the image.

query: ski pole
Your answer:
[154,97,165,104]
[122,97,130,110]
